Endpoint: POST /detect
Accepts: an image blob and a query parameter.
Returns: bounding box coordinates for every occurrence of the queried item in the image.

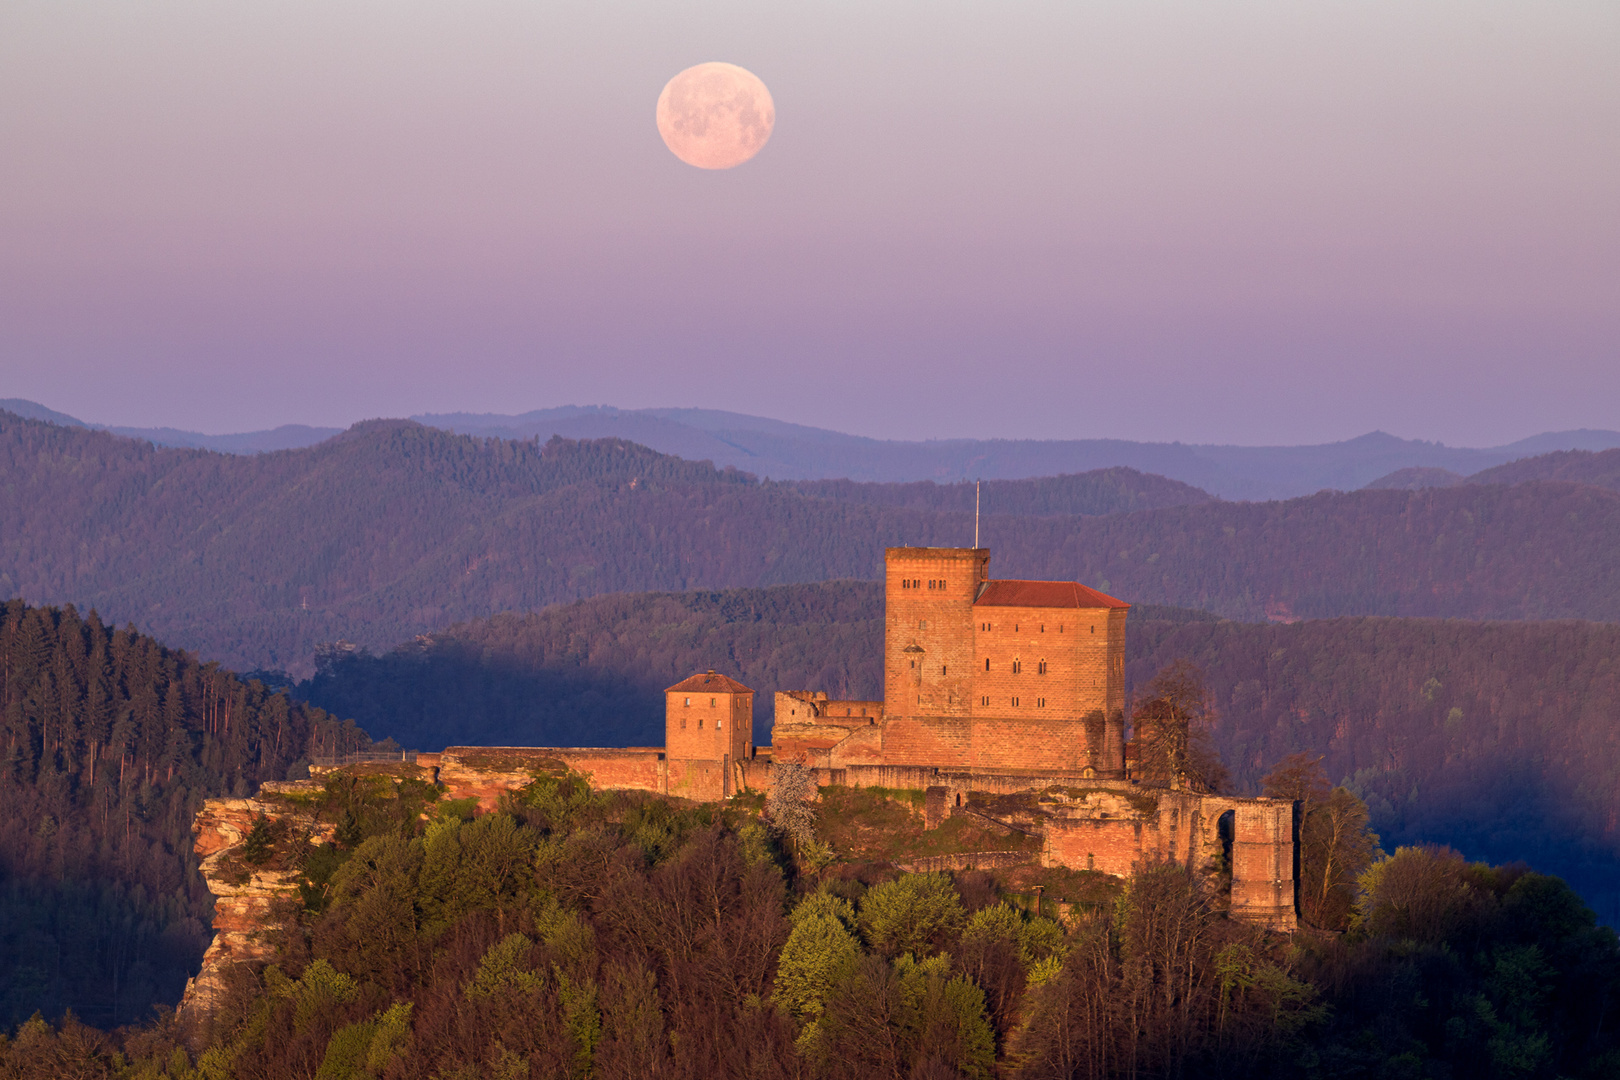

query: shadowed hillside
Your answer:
[0,600,366,1028]
[9,411,1620,675]
[302,583,1620,921]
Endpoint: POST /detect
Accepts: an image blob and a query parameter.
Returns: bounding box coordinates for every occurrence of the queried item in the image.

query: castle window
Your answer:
[716,719,723,729]
[1038,660,1047,674]
[1040,624,1045,633]
[984,658,990,671]
[681,718,686,729]
[1012,696,1020,706]
[710,697,716,707]
[684,697,691,707]
[941,665,947,675]
[1012,659,1021,674]
[1087,853,1095,870]
[698,718,704,729]
[980,696,989,706]
[1038,697,1046,707]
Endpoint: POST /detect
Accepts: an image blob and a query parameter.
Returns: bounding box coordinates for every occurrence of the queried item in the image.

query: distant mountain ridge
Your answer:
[7,410,1620,678]
[9,397,1618,500]
[0,398,342,455]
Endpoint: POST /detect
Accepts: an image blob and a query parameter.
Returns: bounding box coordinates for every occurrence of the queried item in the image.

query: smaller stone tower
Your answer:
[665,670,753,799]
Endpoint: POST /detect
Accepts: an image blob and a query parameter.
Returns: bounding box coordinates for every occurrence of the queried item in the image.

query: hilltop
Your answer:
[303,582,1620,920]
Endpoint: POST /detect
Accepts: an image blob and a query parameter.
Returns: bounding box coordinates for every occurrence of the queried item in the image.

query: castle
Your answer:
[408,546,1299,930]
[182,545,1298,1016]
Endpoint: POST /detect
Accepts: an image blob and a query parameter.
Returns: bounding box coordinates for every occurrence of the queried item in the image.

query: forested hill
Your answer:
[8,411,1620,673]
[1470,447,1620,491]
[0,600,367,1028]
[303,582,1620,921]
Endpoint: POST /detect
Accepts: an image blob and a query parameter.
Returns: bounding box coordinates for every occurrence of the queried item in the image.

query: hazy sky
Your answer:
[1,1,1616,445]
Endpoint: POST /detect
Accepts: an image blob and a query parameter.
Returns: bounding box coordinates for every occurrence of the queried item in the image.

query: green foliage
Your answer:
[467,934,543,999]
[417,813,535,935]
[267,959,359,1035]
[858,873,966,958]
[240,814,275,866]
[1355,845,1482,941]
[776,893,862,1020]
[519,769,605,833]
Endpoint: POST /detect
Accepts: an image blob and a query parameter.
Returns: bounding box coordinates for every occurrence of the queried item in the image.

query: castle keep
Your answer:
[771,547,1128,776]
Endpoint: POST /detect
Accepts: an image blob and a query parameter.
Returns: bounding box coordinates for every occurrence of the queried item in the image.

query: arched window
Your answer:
[1037,659,1047,674]
[1012,658,1021,674]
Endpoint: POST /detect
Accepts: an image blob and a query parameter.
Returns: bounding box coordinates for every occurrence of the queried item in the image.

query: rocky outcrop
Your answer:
[180,781,333,1021]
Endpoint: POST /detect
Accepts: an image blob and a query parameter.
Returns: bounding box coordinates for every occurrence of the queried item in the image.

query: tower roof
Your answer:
[974,579,1129,610]
[666,670,754,694]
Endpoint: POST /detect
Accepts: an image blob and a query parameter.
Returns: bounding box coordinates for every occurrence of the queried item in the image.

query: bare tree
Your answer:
[766,762,817,848]
[1262,754,1382,930]
[1130,660,1227,793]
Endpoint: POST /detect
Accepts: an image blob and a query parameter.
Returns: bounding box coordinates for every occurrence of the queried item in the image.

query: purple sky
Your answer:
[1,1,1616,445]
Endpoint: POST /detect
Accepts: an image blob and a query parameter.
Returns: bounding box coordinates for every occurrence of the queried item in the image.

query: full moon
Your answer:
[656,62,774,170]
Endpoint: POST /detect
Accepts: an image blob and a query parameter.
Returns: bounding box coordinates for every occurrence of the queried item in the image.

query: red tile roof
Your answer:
[666,670,754,694]
[974,579,1129,610]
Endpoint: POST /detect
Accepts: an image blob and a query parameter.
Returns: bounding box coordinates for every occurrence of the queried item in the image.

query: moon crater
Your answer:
[656,62,774,170]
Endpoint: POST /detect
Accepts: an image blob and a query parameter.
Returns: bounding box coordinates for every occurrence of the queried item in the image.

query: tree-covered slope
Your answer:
[1470,447,1620,492]
[0,600,366,1028]
[9,411,1620,675]
[303,583,1620,920]
[8,770,1617,1077]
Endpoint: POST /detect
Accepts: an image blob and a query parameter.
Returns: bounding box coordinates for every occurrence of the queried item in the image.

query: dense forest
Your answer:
[0,601,368,1029]
[1470,447,1620,490]
[8,411,1620,674]
[303,582,1620,923]
[2,767,1617,1078]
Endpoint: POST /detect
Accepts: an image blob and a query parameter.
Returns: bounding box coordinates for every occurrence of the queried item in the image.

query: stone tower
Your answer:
[665,670,753,799]
[884,547,990,718]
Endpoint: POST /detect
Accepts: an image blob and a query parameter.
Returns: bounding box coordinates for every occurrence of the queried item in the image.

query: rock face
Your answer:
[180,781,333,1022]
